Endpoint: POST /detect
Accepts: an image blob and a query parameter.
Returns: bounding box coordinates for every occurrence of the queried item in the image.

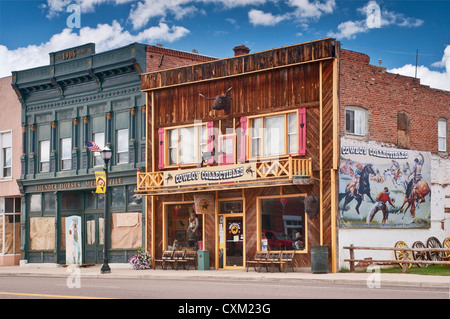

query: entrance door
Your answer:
[84,214,105,264]
[219,215,244,268]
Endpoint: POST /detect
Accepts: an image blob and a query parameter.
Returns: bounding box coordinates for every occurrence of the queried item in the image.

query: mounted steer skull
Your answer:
[199,87,232,115]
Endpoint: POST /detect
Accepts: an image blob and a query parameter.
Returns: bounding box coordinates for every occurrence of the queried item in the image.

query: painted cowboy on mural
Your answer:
[366,187,396,224]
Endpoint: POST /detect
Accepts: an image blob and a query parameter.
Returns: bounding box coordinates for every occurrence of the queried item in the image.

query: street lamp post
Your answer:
[100,146,112,274]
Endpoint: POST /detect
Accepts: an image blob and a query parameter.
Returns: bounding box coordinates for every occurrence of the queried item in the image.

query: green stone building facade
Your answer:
[12,43,148,264]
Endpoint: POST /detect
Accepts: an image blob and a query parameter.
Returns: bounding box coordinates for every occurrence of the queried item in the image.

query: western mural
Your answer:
[339,141,431,228]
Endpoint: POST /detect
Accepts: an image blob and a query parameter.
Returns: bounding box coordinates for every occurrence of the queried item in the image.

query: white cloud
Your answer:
[0,21,189,77]
[329,0,424,40]
[248,9,288,26]
[388,45,450,92]
[288,0,335,20]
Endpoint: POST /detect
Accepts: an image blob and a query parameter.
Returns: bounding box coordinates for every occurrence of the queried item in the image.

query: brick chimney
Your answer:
[233,45,250,56]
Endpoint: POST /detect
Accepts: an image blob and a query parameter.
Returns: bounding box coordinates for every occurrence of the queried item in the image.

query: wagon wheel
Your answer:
[394,241,412,268]
[442,238,450,260]
[426,236,442,261]
[412,241,428,267]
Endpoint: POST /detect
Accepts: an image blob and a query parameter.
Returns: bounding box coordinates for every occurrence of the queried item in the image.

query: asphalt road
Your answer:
[0,275,448,301]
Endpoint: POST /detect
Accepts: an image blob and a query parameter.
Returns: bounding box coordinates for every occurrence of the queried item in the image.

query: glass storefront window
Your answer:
[111,186,125,207]
[60,192,81,210]
[43,193,55,211]
[30,194,42,212]
[127,185,142,207]
[259,196,306,251]
[166,203,202,251]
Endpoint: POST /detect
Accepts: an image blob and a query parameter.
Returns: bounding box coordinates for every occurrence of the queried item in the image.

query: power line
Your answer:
[342,44,449,58]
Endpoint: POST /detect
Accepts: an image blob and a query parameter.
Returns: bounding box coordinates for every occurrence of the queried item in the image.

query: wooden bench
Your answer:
[271,251,295,272]
[177,250,197,270]
[165,250,186,270]
[245,251,268,272]
[258,251,282,272]
[153,250,174,270]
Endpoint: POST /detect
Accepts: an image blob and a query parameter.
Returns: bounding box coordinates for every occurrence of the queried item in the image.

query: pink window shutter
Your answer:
[239,117,247,163]
[207,121,215,165]
[158,128,165,169]
[298,108,306,156]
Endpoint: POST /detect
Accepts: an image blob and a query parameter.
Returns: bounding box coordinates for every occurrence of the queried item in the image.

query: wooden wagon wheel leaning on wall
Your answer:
[411,241,429,267]
[394,241,412,269]
[442,238,450,261]
[426,237,442,261]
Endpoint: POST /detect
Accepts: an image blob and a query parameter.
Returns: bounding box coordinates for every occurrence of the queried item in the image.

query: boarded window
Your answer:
[397,112,410,149]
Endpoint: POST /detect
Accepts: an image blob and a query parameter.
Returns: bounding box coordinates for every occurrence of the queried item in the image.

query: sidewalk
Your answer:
[0,264,449,288]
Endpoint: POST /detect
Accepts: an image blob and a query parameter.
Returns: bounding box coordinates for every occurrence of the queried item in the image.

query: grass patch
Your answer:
[380,265,450,276]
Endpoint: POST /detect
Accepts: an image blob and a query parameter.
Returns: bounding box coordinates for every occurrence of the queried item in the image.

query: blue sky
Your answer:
[0,0,449,90]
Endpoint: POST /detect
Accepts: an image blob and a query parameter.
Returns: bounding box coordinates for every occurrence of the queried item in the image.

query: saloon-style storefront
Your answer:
[136,39,340,272]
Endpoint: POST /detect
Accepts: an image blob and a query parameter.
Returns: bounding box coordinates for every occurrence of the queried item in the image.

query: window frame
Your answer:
[39,140,50,173]
[247,110,298,160]
[438,118,448,152]
[164,123,207,167]
[93,132,105,167]
[0,130,12,179]
[345,106,368,137]
[256,194,308,254]
[116,128,129,164]
[60,137,72,171]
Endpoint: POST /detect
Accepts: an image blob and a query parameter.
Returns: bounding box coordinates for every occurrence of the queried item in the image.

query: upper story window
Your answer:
[249,111,298,159]
[39,140,50,173]
[93,132,105,167]
[166,124,207,166]
[116,129,129,164]
[438,118,448,152]
[345,106,367,137]
[1,131,12,179]
[60,137,72,170]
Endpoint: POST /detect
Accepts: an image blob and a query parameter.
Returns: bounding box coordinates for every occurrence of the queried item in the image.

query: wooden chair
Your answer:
[258,251,281,272]
[271,251,295,272]
[245,251,268,272]
[177,250,197,270]
[153,250,174,270]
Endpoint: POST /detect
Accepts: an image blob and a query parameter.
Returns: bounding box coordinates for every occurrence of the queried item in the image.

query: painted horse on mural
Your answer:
[399,179,431,219]
[339,163,377,218]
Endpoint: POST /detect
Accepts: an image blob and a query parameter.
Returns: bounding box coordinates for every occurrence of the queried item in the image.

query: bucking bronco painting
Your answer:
[339,141,431,229]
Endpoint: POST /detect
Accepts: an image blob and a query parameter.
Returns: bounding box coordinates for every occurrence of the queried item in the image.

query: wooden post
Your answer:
[402,249,409,273]
[349,244,355,272]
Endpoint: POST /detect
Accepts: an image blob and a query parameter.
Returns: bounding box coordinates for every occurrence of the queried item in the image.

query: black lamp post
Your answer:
[100,146,112,274]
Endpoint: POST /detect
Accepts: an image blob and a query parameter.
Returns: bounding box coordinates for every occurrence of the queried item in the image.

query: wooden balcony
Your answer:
[135,157,312,195]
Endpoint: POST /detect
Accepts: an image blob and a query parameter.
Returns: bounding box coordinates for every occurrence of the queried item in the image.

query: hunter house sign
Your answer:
[163,163,257,187]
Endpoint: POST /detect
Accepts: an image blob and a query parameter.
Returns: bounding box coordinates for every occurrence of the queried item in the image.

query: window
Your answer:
[93,132,105,167]
[259,196,306,251]
[165,203,203,250]
[438,118,447,152]
[116,129,129,164]
[345,107,367,136]
[249,112,297,158]
[1,131,12,178]
[60,138,72,170]
[39,140,50,172]
[2,197,21,255]
[166,124,206,166]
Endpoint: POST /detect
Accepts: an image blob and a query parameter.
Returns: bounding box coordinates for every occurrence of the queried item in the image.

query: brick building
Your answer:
[338,48,450,267]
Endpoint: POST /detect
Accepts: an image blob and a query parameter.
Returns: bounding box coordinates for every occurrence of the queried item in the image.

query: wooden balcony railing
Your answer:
[136,157,312,195]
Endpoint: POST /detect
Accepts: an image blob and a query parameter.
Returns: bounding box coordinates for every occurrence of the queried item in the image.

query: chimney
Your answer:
[233,45,250,56]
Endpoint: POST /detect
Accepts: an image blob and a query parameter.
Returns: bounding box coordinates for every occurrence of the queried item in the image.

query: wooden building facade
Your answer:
[136,38,340,272]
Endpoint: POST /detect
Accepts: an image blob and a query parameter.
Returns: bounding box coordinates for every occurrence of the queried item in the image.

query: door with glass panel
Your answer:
[84,192,105,264]
[218,200,244,269]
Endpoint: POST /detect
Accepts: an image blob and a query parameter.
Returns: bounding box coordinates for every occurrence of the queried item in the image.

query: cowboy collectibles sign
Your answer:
[339,141,431,229]
[163,163,257,187]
